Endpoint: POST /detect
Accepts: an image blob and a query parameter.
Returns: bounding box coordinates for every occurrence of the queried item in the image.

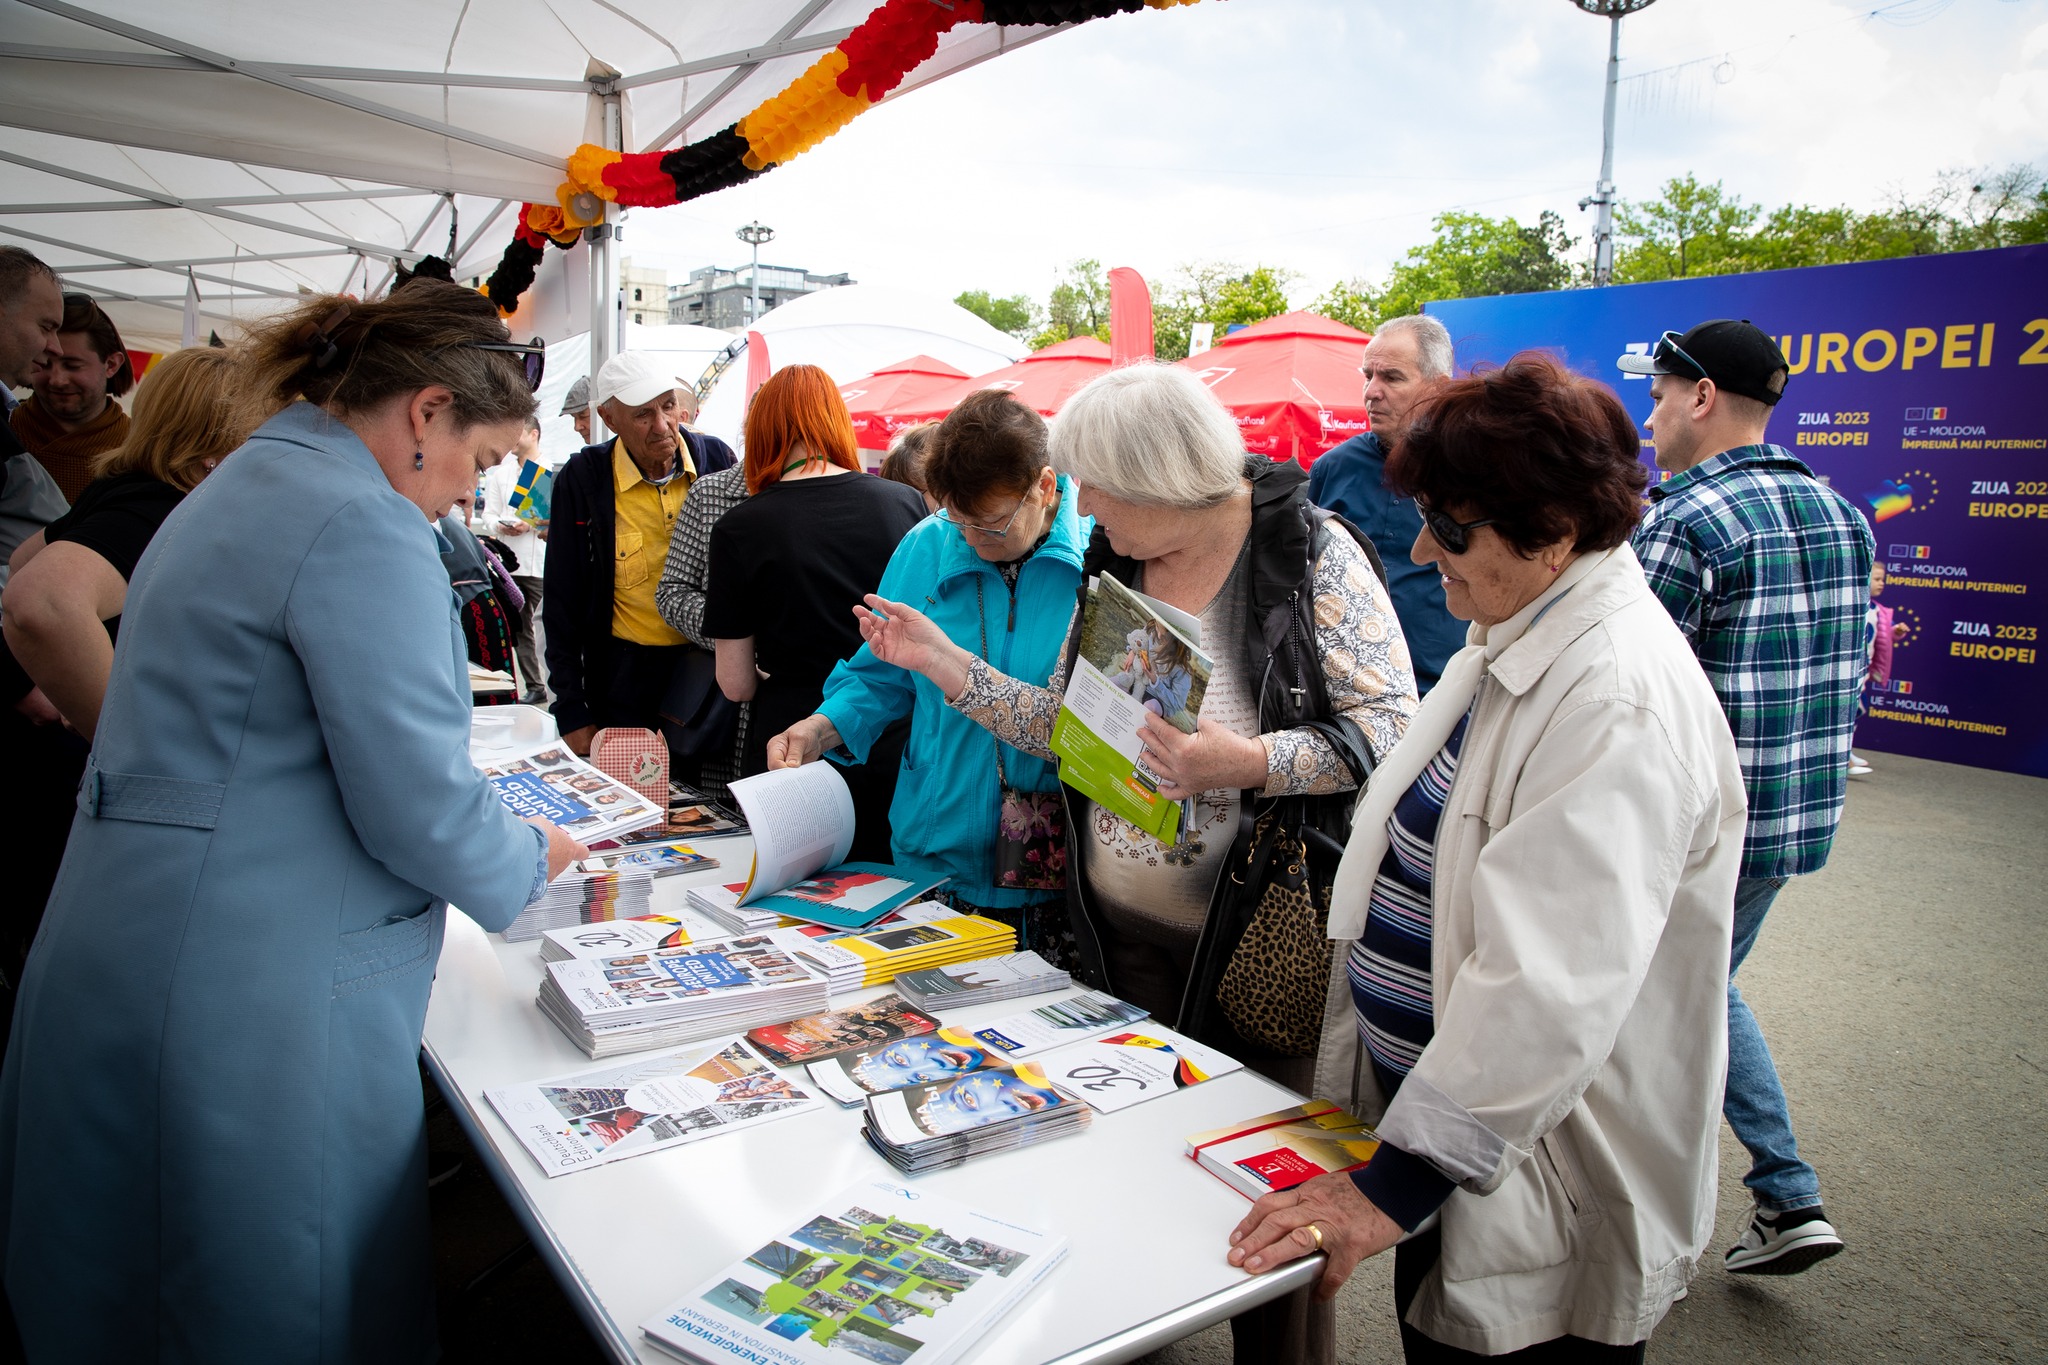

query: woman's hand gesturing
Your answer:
[852,594,972,698]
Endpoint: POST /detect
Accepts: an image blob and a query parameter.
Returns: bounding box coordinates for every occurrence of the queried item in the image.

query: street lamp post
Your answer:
[1569,0,1659,287]
[736,222,775,326]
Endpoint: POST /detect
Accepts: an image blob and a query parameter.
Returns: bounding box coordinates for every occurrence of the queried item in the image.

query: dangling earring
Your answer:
[413,451,425,471]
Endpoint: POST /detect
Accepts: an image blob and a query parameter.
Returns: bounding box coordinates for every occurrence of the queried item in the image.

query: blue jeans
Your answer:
[1726,875,1823,1212]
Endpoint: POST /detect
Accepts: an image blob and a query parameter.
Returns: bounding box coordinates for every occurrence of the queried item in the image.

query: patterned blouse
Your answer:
[947,522,1418,797]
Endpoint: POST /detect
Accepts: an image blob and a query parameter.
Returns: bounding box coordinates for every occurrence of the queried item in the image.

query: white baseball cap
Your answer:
[591,351,683,411]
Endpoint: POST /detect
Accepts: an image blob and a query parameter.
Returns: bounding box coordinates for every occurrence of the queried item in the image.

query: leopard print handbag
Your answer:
[1215,810,1338,1056]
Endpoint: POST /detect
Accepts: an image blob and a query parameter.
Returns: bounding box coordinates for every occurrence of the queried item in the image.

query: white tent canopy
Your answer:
[0,1,1065,352]
[690,283,1024,450]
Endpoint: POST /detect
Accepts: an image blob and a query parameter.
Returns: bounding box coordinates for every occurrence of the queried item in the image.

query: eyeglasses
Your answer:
[1650,329,1709,383]
[1417,501,1497,555]
[466,339,547,392]
[936,496,1028,539]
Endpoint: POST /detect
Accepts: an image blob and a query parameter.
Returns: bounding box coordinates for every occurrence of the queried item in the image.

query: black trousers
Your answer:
[592,637,689,736]
[1394,1224,1647,1363]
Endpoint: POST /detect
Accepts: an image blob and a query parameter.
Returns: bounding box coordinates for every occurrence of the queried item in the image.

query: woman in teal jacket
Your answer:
[0,284,584,1361]
[767,390,1085,962]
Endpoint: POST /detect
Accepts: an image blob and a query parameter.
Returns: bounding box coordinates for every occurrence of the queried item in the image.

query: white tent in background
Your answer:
[693,284,1023,450]
[0,2,1071,357]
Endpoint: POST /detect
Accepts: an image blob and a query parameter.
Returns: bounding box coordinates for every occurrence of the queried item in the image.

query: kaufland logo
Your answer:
[1904,407,1948,421]
[1888,544,1931,559]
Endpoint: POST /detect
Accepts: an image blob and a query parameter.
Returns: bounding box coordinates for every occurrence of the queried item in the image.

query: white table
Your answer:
[423,840,1323,1364]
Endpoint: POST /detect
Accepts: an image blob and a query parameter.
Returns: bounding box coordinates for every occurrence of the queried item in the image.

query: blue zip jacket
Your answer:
[818,475,1087,909]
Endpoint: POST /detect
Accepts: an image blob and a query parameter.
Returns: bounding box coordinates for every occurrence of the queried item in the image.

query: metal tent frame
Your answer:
[0,0,1064,373]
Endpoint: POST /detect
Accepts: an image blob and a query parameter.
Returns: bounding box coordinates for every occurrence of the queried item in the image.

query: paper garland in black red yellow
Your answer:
[481,0,1206,313]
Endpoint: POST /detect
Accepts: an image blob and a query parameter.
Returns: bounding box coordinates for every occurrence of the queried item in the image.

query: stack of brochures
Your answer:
[804,994,1150,1106]
[540,914,695,964]
[537,933,830,1058]
[686,765,948,936]
[501,842,718,943]
[485,1036,826,1178]
[745,995,941,1067]
[780,912,1015,992]
[895,951,1071,1009]
[640,1177,1066,1365]
[1183,1100,1380,1199]
[860,1060,1093,1173]
[480,739,666,846]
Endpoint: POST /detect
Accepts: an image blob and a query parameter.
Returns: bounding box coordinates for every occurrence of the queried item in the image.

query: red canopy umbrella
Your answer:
[1175,311,1372,466]
[837,354,972,451]
[888,336,1113,427]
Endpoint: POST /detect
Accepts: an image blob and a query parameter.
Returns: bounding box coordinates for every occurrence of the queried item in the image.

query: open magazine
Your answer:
[480,739,665,845]
[1048,573,1213,843]
[704,764,947,932]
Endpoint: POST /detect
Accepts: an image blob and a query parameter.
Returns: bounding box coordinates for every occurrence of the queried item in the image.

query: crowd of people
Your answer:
[0,240,1877,1363]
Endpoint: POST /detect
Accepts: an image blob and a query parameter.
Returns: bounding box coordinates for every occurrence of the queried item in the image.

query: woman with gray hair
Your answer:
[850,363,1418,1362]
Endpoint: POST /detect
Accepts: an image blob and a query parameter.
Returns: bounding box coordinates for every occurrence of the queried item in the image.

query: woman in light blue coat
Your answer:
[0,284,583,1361]
[766,391,1085,962]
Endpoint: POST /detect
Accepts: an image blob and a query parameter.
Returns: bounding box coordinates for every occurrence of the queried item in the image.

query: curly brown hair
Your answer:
[1386,350,1648,556]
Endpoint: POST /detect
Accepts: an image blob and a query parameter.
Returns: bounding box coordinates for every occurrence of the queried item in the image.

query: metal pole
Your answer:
[1593,14,1621,286]
[587,88,623,440]
[736,222,774,329]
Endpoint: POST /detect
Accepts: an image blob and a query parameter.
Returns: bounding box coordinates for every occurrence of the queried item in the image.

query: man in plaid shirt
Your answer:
[1620,320,1873,1278]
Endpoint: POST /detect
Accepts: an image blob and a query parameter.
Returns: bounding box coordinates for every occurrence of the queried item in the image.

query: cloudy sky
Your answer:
[621,0,2048,309]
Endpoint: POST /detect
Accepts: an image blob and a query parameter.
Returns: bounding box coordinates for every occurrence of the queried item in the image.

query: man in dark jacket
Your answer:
[1307,314,1465,692]
[543,352,735,755]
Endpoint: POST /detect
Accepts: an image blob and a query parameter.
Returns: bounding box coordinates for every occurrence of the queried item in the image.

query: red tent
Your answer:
[887,336,1113,426]
[837,354,973,451]
[1175,311,1372,465]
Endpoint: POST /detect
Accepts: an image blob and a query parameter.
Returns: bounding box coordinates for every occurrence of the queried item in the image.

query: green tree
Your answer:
[1611,175,1762,282]
[1152,262,1297,360]
[1310,278,1376,334]
[1029,259,1111,350]
[1323,211,1578,330]
[953,289,1039,340]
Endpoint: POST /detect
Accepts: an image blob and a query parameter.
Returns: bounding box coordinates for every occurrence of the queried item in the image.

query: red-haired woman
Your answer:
[703,364,926,856]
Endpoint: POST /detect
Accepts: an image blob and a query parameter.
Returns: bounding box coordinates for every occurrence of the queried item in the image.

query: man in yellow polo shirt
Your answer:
[542,352,736,756]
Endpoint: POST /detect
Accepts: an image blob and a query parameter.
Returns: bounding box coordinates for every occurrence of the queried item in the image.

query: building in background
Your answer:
[620,258,668,327]
[667,263,855,331]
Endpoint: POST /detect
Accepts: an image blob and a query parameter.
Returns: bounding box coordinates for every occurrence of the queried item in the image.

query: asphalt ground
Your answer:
[428,751,2048,1363]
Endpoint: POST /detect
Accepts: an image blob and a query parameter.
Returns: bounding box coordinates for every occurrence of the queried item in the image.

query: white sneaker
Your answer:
[1725,1205,1844,1275]
[1847,754,1872,775]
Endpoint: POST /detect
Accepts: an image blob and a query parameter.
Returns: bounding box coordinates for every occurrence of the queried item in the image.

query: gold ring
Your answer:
[1306,1222,1324,1250]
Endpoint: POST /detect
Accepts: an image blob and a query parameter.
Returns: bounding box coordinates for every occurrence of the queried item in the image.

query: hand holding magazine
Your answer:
[1049,573,1214,843]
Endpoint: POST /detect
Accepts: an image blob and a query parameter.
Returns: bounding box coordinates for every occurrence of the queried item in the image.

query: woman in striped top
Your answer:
[1226,353,1748,1364]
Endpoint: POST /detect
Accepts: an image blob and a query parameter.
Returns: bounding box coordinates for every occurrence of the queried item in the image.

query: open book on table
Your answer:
[712,762,947,932]
[1048,573,1213,843]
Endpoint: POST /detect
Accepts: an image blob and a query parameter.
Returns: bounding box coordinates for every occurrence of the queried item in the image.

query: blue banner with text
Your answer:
[1428,244,2048,778]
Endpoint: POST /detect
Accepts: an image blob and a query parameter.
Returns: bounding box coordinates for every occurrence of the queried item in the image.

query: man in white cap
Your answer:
[543,352,736,756]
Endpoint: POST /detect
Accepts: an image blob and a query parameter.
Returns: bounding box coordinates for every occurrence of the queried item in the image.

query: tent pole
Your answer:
[586,88,623,441]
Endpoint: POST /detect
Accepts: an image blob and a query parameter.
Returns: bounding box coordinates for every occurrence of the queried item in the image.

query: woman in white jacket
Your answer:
[1228,352,1747,1361]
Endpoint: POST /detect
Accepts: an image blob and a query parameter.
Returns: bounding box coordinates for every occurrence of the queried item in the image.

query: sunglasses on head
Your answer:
[1417,501,1497,555]
[1651,329,1710,383]
[466,338,547,392]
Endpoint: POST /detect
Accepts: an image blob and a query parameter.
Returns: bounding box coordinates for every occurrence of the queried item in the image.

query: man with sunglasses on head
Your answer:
[544,351,735,756]
[1308,313,1465,692]
[1620,318,1873,1278]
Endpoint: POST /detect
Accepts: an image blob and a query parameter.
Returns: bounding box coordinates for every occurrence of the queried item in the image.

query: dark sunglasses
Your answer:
[467,339,546,392]
[1418,502,1497,555]
[1651,329,1709,383]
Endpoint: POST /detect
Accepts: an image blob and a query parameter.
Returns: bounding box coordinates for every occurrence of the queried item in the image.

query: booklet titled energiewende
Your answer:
[1048,572,1213,843]
[640,1177,1066,1365]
